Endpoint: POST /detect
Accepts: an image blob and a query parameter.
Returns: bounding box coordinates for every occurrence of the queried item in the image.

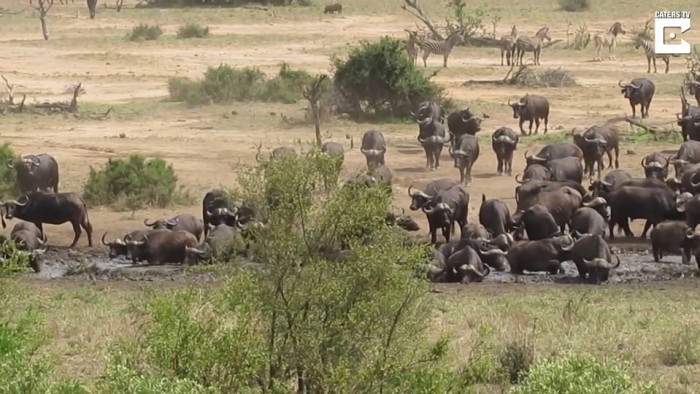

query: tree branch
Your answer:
[401,0,444,40]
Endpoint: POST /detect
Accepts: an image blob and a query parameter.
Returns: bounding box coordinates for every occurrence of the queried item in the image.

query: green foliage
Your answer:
[0,143,19,199]
[568,24,591,50]
[0,239,41,276]
[657,325,700,366]
[558,0,591,12]
[333,36,449,120]
[446,0,488,38]
[102,152,458,392]
[168,63,316,106]
[176,23,210,39]
[127,24,164,41]
[685,47,700,83]
[82,154,193,211]
[514,353,658,394]
[499,336,535,384]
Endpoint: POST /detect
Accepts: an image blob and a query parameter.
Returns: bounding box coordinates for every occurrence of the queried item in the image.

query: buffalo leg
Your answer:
[620,218,634,238]
[435,146,443,169]
[496,157,503,175]
[82,216,93,247]
[543,116,548,134]
[533,119,540,135]
[442,226,450,242]
[529,119,535,135]
[613,147,619,169]
[429,223,437,244]
[69,221,82,248]
[519,119,526,135]
[641,220,654,238]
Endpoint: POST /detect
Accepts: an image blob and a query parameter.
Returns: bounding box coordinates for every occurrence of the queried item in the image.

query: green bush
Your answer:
[176,23,210,39]
[168,63,317,106]
[333,36,450,120]
[127,24,163,41]
[0,143,19,198]
[514,353,658,394]
[558,0,590,12]
[82,154,192,211]
[99,153,460,392]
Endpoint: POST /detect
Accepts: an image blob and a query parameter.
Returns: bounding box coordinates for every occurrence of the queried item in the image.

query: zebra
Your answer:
[417,30,465,68]
[593,22,625,61]
[514,26,551,66]
[404,30,420,66]
[499,25,518,66]
[633,35,681,74]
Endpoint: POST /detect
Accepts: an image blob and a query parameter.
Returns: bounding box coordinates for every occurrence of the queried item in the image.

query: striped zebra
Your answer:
[514,26,551,66]
[404,30,420,66]
[593,22,625,61]
[418,30,465,68]
[499,25,518,66]
[633,35,681,74]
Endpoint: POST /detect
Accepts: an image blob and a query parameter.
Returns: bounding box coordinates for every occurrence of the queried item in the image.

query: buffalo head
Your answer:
[143,217,178,230]
[206,207,238,227]
[523,150,547,165]
[448,145,470,169]
[184,245,208,265]
[359,147,386,171]
[422,201,454,228]
[8,155,40,175]
[583,133,607,156]
[583,255,620,284]
[3,195,29,220]
[676,192,694,212]
[641,156,669,180]
[407,185,432,210]
[588,179,613,196]
[102,231,128,259]
[555,234,575,252]
[457,260,491,283]
[619,79,641,99]
[508,99,526,119]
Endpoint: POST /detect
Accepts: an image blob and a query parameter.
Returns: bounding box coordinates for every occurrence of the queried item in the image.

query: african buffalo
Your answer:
[548,157,584,183]
[144,213,204,241]
[461,223,491,240]
[408,179,460,211]
[572,197,609,238]
[641,152,671,180]
[677,88,700,141]
[619,78,655,118]
[525,142,583,165]
[427,240,491,282]
[676,192,700,229]
[385,210,421,232]
[202,189,237,238]
[511,204,561,241]
[581,125,620,179]
[321,141,345,167]
[421,185,469,244]
[509,94,550,135]
[126,229,199,264]
[670,141,700,178]
[8,153,59,194]
[515,180,587,208]
[650,221,695,264]
[416,116,449,170]
[102,229,155,259]
[686,79,700,107]
[10,221,47,252]
[479,194,512,237]
[412,101,444,124]
[569,234,620,284]
[669,163,700,193]
[360,130,386,171]
[500,234,575,274]
[491,127,518,176]
[607,185,681,239]
[87,0,97,19]
[447,108,483,137]
[587,169,632,202]
[2,192,93,248]
[517,164,551,182]
[450,134,479,185]
[516,186,583,233]
[323,2,342,14]
[186,223,240,264]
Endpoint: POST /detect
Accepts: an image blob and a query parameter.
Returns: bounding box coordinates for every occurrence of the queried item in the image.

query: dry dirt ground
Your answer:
[0,0,699,273]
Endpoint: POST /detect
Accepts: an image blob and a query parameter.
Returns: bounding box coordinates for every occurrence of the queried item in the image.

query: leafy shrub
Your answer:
[657,326,700,366]
[0,143,19,198]
[168,63,316,106]
[499,337,534,384]
[568,24,590,50]
[82,154,192,211]
[100,153,458,392]
[127,24,163,41]
[0,239,42,276]
[333,36,450,120]
[514,353,658,394]
[176,23,210,39]
[558,0,590,12]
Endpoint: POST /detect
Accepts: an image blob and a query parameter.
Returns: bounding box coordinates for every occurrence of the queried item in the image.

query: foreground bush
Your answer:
[0,143,19,198]
[514,353,657,393]
[99,153,466,392]
[333,36,452,120]
[176,23,210,39]
[558,0,590,12]
[83,154,191,211]
[127,24,163,41]
[168,63,315,106]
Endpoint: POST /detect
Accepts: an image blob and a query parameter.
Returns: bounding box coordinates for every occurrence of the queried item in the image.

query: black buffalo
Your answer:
[619,78,655,118]
[580,125,620,179]
[421,185,469,244]
[516,186,583,233]
[126,229,199,265]
[416,116,449,170]
[407,179,460,211]
[511,204,561,241]
[360,130,386,171]
[571,197,609,238]
[678,88,700,141]
[607,185,681,239]
[426,241,491,283]
[1,192,93,248]
[669,141,700,179]
[641,152,670,180]
[202,189,237,238]
[524,142,583,165]
[649,221,696,264]
[10,221,47,252]
[447,108,483,137]
[450,134,479,185]
[509,94,550,135]
[501,234,575,274]
[479,194,512,237]
[676,192,700,229]
[587,169,632,202]
[491,127,518,176]
[102,229,155,259]
[144,213,204,241]
[569,234,620,284]
[9,153,59,194]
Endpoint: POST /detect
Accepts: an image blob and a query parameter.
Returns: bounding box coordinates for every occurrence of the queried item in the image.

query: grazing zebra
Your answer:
[633,35,681,74]
[418,30,465,68]
[499,25,518,66]
[404,30,420,66]
[593,22,625,61]
[514,26,551,66]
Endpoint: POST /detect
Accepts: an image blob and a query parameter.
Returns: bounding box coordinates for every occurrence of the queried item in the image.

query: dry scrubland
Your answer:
[2,0,700,391]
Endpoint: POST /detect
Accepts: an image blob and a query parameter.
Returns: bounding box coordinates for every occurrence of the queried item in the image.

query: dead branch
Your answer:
[69,82,81,112]
[0,7,29,16]
[542,39,563,49]
[0,80,83,116]
[1,75,14,105]
[624,116,663,134]
[401,0,443,40]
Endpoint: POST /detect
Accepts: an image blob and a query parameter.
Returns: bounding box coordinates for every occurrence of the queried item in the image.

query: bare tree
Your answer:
[303,75,329,148]
[116,0,124,12]
[34,0,54,40]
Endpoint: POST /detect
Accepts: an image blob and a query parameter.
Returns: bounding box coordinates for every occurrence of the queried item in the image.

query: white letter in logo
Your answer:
[655,15,691,55]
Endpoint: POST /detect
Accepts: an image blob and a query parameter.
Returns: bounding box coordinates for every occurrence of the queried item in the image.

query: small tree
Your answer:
[303,74,330,148]
[34,0,54,40]
[333,36,447,120]
[116,0,124,12]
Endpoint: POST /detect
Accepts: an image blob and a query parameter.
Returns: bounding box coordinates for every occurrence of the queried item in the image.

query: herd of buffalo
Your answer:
[1,73,700,285]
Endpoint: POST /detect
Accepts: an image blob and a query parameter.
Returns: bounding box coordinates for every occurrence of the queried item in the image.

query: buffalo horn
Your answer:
[37,235,47,246]
[599,179,612,187]
[640,157,648,168]
[409,185,431,199]
[630,82,640,89]
[255,152,262,162]
[460,264,484,279]
[461,113,474,123]
[582,197,607,207]
[101,232,110,246]
[444,133,453,145]
[583,257,611,269]
[507,99,513,106]
[691,172,700,188]
[165,218,178,227]
[618,80,627,88]
[559,235,575,251]
[417,136,427,144]
[143,218,156,227]
[514,174,525,184]
[12,196,28,207]
[686,228,700,239]
[612,253,621,269]
[6,159,14,169]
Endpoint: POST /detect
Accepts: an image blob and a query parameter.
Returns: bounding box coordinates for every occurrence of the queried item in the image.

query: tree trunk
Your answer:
[39,16,49,40]
[312,104,321,148]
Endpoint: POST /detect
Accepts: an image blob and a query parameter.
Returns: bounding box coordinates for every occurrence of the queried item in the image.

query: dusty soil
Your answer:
[1,0,699,285]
